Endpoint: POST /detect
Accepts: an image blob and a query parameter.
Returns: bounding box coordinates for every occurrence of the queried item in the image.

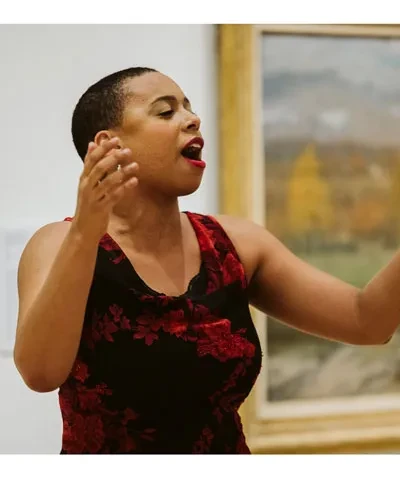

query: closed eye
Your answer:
[159,110,174,118]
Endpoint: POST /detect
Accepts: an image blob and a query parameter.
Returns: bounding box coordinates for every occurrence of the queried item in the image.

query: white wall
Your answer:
[0,24,218,454]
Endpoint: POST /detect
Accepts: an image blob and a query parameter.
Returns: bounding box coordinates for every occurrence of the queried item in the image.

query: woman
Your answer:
[13,67,399,454]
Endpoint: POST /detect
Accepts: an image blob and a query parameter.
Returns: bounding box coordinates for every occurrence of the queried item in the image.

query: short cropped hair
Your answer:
[71,67,157,160]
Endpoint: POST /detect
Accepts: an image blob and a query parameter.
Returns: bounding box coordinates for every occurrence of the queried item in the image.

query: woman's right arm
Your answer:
[14,138,139,392]
[14,222,100,392]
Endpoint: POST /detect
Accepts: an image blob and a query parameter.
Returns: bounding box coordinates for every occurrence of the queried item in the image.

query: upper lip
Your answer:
[182,137,204,150]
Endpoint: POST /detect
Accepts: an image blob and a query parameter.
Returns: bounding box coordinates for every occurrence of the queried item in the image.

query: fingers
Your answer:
[87,147,133,189]
[82,138,120,177]
[98,176,139,207]
[78,139,139,208]
[94,161,139,201]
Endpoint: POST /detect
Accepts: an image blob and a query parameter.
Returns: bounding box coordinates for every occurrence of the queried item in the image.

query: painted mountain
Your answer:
[262,34,400,148]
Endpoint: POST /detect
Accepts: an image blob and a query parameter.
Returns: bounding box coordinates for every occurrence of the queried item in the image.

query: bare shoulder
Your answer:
[213,214,264,239]
[17,221,72,321]
[213,214,270,283]
[18,221,72,284]
[19,221,72,267]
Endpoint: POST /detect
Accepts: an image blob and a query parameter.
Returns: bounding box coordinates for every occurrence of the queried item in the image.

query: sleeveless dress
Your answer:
[59,212,262,454]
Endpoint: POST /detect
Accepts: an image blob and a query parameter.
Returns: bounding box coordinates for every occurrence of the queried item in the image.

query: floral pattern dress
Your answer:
[59,212,262,454]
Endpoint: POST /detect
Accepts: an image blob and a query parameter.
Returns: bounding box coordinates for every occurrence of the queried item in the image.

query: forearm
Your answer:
[14,227,99,391]
[358,251,400,343]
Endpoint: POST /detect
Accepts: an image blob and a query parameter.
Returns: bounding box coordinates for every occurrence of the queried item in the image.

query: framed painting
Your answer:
[218,24,400,453]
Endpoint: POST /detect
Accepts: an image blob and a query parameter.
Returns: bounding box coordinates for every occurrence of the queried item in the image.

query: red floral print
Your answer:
[92,312,119,343]
[77,388,102,411]
[137,293,172,307]
[133,325,158,346]
[133,313,164,345]
[122,408,139,424]
[222,251,247,288]
[195,318,255,363]
[233,412,250,453]
[59,212,261,454]
[60,381,156,454]
[109,304,132,330]
[100,235,126,264]
[121,316,131,330]
[72,359,89,383]
[109,304,123,322]
[90,305,133,344]
[162,309,187,336]
[200,249,221,293]
[209,362,252,424]
[162,309,197,342]
[132,308,199,345]
[63,413,105,454]
[192,426,214,453]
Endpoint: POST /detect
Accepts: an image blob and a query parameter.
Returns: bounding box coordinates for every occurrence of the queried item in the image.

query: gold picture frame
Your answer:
[218,24,400,454]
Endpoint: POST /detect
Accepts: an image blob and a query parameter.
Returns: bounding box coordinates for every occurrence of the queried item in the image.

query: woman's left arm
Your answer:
[218,215,399,346]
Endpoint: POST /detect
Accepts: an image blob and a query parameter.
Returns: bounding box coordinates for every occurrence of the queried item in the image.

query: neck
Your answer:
[107,190,183,254]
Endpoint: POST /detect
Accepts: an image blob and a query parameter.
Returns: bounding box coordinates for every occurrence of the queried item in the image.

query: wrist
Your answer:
[67,220,103,251]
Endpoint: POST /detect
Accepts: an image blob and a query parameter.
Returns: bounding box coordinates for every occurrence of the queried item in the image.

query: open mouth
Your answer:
[181,144,203,161]
[181,137,205,169]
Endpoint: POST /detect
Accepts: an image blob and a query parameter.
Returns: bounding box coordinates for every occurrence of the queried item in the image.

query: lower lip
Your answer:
[183,157,206,169]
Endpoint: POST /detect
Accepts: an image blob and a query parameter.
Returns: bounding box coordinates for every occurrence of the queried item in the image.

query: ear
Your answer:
[94,130,122,153]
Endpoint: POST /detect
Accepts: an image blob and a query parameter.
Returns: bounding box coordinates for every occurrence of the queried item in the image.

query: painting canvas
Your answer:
[261,33,400,404]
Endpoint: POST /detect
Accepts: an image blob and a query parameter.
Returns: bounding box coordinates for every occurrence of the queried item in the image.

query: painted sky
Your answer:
[261,34,400,146]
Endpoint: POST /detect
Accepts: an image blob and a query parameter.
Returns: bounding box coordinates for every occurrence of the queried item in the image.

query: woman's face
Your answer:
[110,71,205,198]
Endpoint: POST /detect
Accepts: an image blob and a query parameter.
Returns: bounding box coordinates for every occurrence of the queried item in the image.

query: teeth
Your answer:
[182,144,202,160]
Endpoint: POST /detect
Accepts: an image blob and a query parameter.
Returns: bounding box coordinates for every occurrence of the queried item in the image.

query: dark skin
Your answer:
[14,72,395,393]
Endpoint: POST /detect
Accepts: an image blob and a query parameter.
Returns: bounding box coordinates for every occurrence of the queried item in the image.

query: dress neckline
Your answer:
[101,211,215,299]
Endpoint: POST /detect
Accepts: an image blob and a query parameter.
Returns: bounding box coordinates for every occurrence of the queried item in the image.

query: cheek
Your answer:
[155,123,179,142]
[125,126,178,174]
[139,124,179,157]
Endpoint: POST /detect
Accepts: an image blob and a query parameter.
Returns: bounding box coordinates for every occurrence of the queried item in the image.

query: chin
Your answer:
[174,178,203,197]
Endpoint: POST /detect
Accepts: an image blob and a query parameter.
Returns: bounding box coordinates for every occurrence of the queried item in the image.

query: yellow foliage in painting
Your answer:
[351,196,388,234]
[286,144,334,234]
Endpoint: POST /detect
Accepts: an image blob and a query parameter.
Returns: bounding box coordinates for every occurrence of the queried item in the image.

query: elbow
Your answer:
[17,369,62,393]
[13,349,64,393]
[24,378,60,394]
[354,317,394,346]
[368,331,393,346]
[356,291,396,346]
[355,332,393,346]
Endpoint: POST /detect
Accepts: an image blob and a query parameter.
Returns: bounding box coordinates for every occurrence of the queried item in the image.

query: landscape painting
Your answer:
[262,33,400,404]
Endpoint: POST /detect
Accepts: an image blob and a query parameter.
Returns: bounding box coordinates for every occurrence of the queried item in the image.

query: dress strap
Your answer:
[185,212,247,291]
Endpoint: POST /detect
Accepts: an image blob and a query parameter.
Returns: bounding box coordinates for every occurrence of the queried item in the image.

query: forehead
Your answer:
[123,72,186,105]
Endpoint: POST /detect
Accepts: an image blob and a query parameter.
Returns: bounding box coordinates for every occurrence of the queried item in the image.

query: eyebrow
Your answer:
[150,95,191,106]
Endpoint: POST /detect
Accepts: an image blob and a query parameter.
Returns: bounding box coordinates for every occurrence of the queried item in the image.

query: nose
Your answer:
[183,111,201,132]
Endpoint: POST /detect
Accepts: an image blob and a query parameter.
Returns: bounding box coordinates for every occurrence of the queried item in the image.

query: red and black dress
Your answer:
[59,212,262,454]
